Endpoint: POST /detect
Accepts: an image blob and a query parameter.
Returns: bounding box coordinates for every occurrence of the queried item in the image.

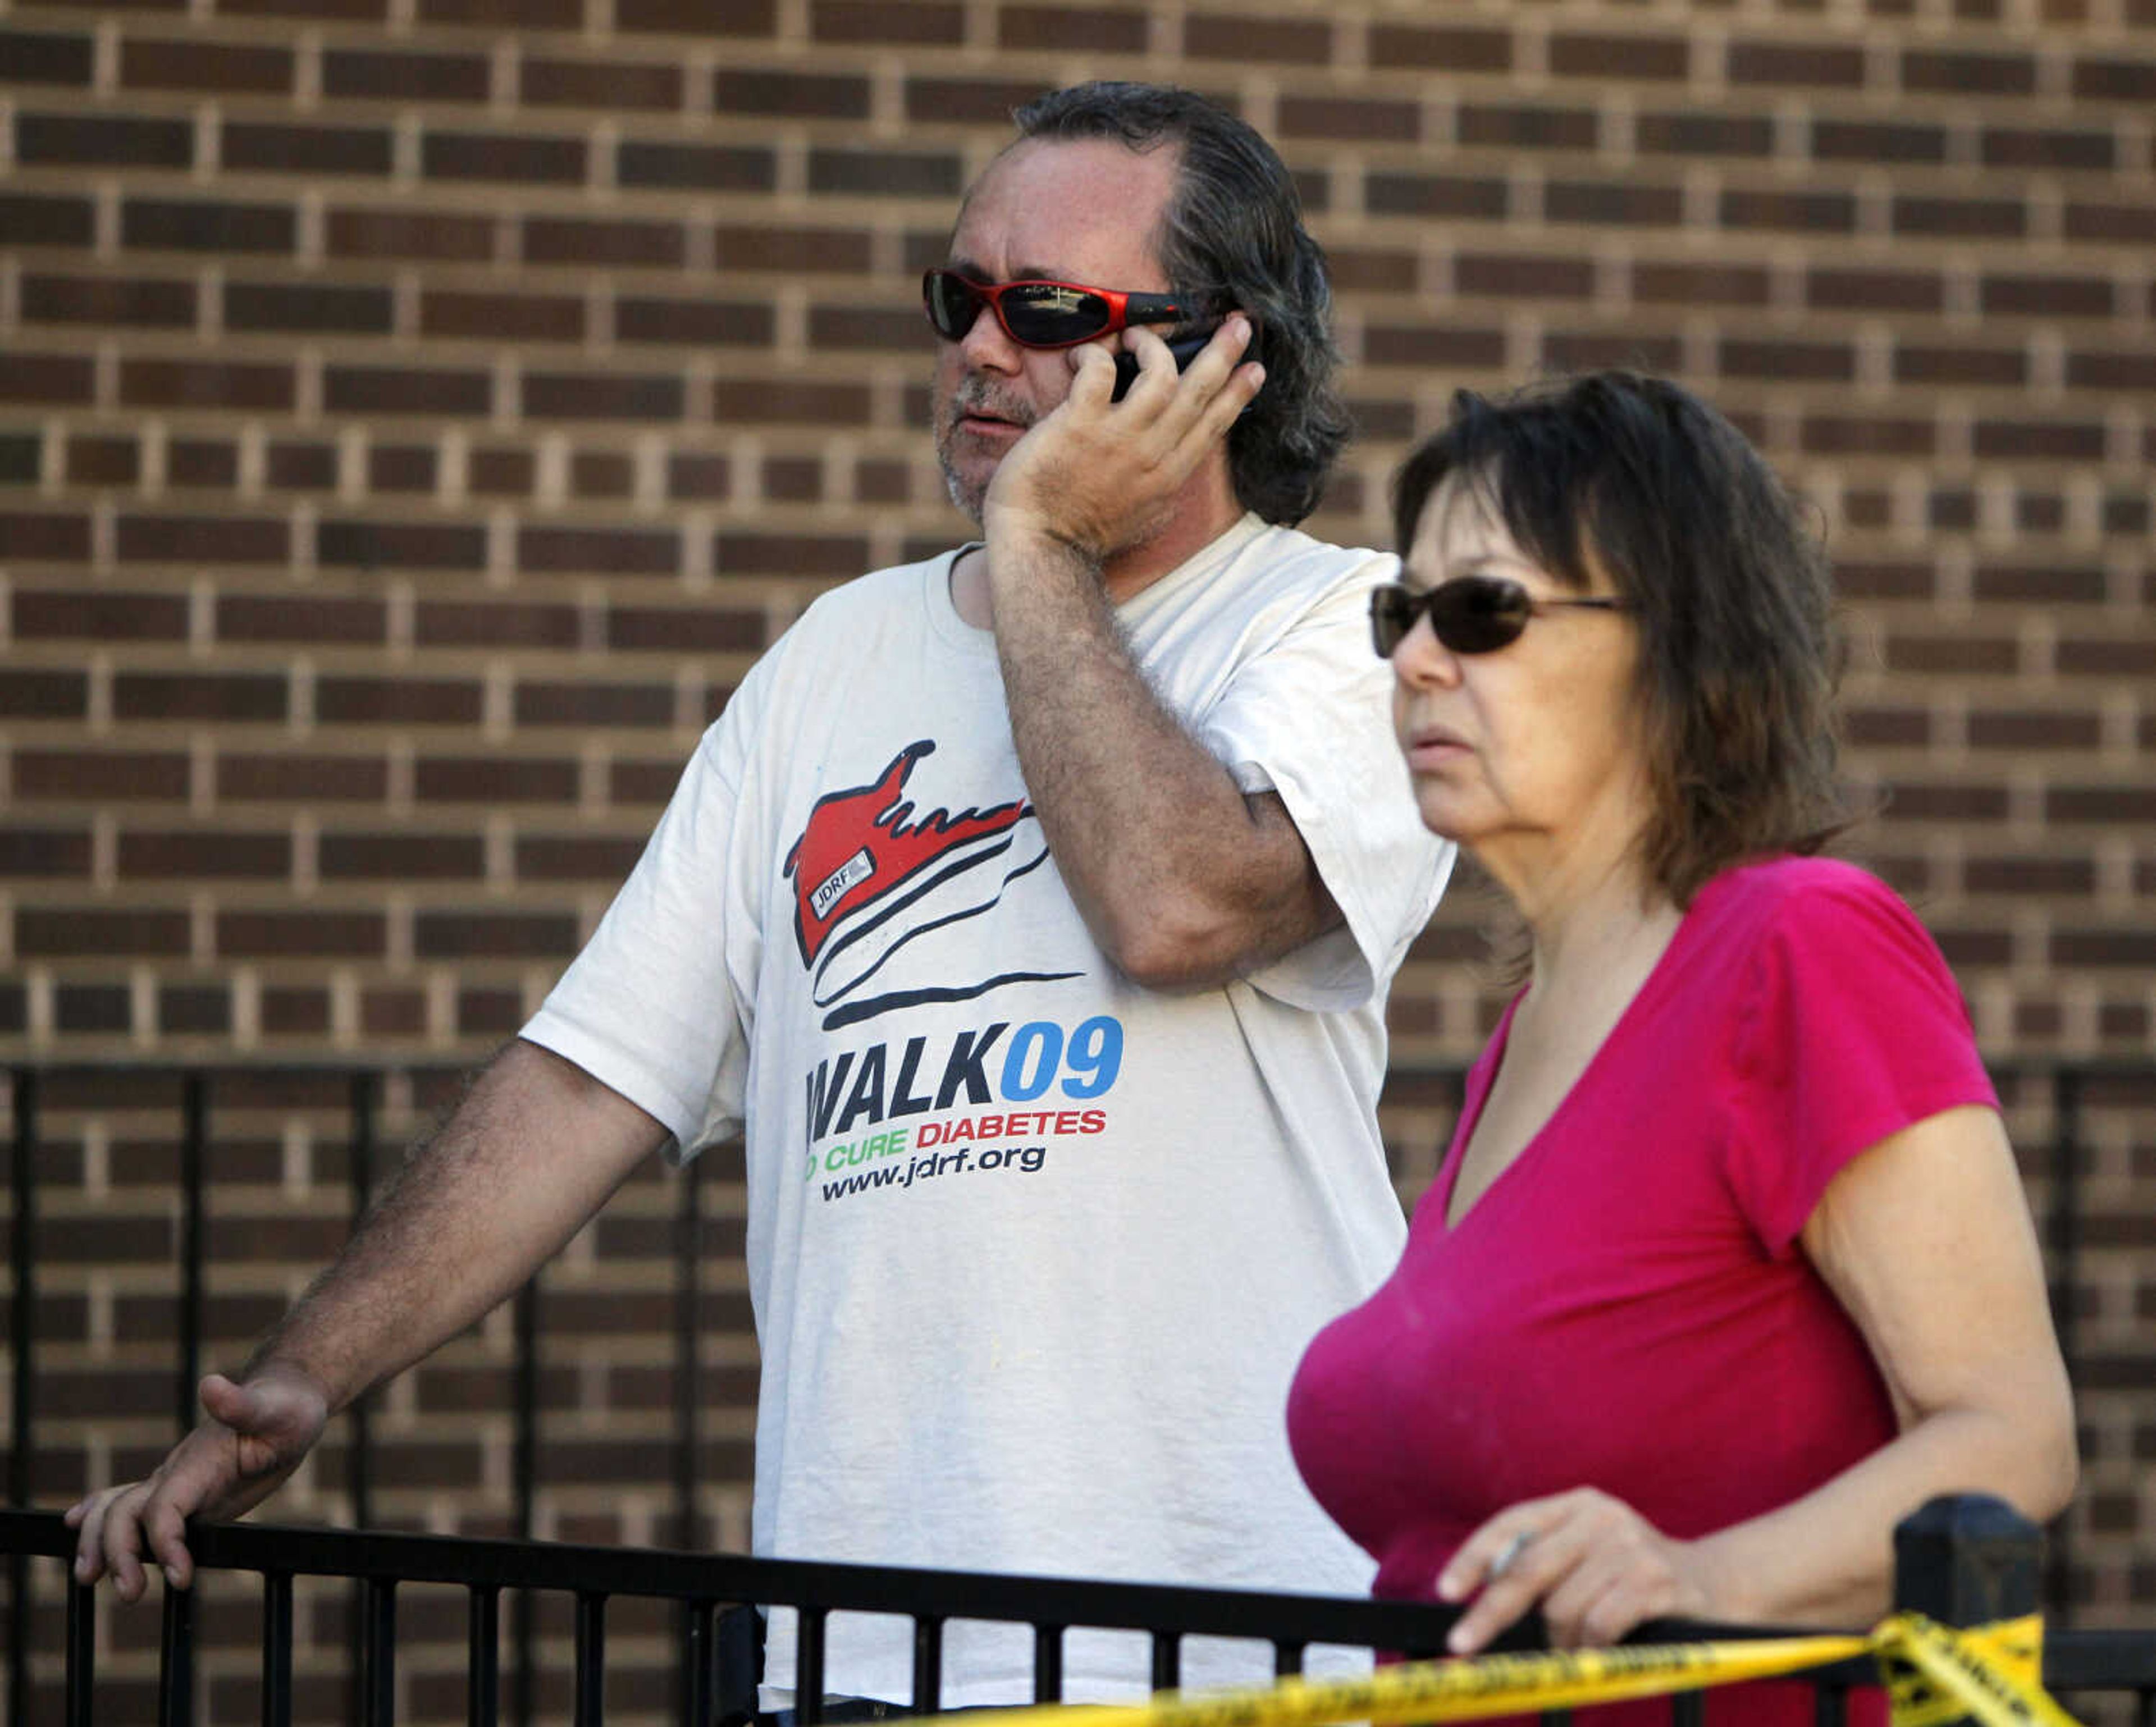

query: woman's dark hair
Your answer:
[1390,371,1854,906]
[1011,81,1350,527]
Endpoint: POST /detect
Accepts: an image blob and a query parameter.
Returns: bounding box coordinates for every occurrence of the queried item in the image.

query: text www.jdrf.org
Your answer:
[821,1143,1045,1200]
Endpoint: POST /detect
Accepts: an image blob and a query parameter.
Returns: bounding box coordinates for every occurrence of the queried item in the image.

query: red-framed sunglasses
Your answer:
[922,268,1195,350]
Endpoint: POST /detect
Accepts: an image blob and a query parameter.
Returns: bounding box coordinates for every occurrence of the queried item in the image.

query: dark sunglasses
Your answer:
[1370,576,1633,658]
[922,268,1194,349]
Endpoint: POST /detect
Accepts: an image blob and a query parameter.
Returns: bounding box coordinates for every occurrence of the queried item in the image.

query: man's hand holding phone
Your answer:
[984,314,1263,569]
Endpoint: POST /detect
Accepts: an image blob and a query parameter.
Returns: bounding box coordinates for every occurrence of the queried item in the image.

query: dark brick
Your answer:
[806,306,921,352]
[523,214,686,268]
[762,456,821,501]
[1801,416,1935,457]
[2066,350,2156,392]
[614,295,775,350]
[316,675,482,725]
[119,37,293,93]
[319,831,485,880]
[0,194,95,248]
[666,453,731,499]
[16,112,191,168]
[266,442,338,490]
[22,274,197,327]
[17,907,190,956]
[516,524,678,574]
[1972,564,2106,605]
[1902,48,2037,94]
[114,513,289,564]
[423,130,587,184]
[1185,12,1328,61]
[513,680,672,727]
[0,432,41,482]
[810,0,960,42]
[467,448,537,496]
[217,752,389,801]
[1895,344,2026,386]
[719,66,871,118]
[323,365,491,416]
[66,436,139,484]
[1972,419,2105,460]
[1807,267,1944,313]
[123,198,295,254]
[1367,24,1510,72]
[1549,32,1688,80]
[221,0,387,15]
[614,0,775,33]
[1365,174,1509,221]
[368,444,436,492]
[217,910,386,958]
[0,826,93,876]
[221,121,393,176]
[1729,39,1864,85]
[1721,339,1855,382]
[121,358,294,411]
[1545,181,1683,227]
[224,280,393,335]
[1966,707,2103,749]
[1720,188,1857,232]
[1636,111,1770,157]
[1459,104,1597,152]
[1893,194,2026,239]
[56,986,132,1034]
[317,519,487,570]
[414,756,579,803]
[2073,55,2156,101]
[414,597,577,648]
[1981,126,2116,172]
[1542,331,1684,373]
[419,0,581,24]
[2052,930,2156,968]
[217,593,386,643]
[1632,263,1771,307]
[327,207,495,262]
[15,749,188,801]
[113,669,286,722]
[1455,254,1593,300]
[2064,202,2156,245]
[159,985,231,1035]
[1929,490,1977,531]
[715,531,866,577]
[1982,273,2113,319]
[524,55,683,110]
[323,48,489,102]
[607,605,762,654]
[0,669,88,719]
[711,379,870,426]
[1361,327,1508,370]
[118,829,291,878]
[2047,785,2156,824]
[1811,119,1948,164]
[522,372,684,421]
[807,148,961,199]
[421,289,583,343]
[0,29,94,85]
[168,440,239,488]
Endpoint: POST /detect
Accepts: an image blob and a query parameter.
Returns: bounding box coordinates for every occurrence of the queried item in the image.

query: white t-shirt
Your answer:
[524,515,1455,1705]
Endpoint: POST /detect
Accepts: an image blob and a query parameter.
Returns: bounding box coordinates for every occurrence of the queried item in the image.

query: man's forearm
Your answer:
[243,1039,667,1411]
[988,529,1336,986]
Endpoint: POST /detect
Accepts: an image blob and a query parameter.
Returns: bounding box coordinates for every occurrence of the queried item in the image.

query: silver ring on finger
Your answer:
[1488,1529,1536,1581]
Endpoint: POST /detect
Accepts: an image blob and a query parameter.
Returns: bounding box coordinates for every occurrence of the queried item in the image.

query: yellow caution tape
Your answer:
[895,1612,2079,1727]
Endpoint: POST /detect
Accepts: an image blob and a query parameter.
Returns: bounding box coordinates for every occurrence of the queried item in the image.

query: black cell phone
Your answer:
[1111,327,1218,402]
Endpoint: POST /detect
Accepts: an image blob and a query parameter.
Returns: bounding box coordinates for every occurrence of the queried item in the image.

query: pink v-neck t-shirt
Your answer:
[1287,857,1996,1720]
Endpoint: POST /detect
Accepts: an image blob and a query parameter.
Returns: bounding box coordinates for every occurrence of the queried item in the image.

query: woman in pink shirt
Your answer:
[1286,371,2075,1724]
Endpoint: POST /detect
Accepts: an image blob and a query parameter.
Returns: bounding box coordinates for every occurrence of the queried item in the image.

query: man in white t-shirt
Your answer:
[70,82,1454,1706]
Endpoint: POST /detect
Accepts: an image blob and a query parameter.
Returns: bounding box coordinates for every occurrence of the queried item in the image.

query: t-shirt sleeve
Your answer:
[1196,559,1454,1013]
[1724,866,1999,1254]
[520,714,757,1161]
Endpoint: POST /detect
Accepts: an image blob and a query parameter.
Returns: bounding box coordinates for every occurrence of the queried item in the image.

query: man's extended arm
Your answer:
[68,1038,669,1597]
[979,319,1344,989]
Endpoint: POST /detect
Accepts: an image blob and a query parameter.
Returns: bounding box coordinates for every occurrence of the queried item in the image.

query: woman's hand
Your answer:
[1438,1488,1726,1655]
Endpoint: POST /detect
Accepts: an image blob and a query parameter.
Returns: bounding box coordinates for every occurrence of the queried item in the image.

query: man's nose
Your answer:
[957,304,1024,372]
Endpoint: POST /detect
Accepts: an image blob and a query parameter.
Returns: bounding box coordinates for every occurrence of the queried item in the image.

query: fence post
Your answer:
[1893,1493,2043,1727]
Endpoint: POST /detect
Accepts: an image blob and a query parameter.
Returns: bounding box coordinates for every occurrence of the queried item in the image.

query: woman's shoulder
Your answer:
[1696,854,1910,926]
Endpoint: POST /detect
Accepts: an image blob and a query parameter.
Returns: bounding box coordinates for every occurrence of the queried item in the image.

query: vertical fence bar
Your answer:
[1150,1632,1180,1693]
[575,1592,607,1727]
[262,1571,294,1727]
[797,1607,828,1724]
[2044,1066,2082,1619]
[911,1615,944,1715]
[178,1073,208,1435]
[67,1576,95,1727]
[1033,1625,1065,1703]
[682,1598,717,1727]
[513,1279,538,1727]
[468,1585,501,1727]
[359,1577,396,1727]
[1271,1641,1303,1679]
[159,1575,196,1727]
[8,1069,37,1727]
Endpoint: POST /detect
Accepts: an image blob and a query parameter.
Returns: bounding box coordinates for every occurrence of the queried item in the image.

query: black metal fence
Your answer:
[5,1497,2156,1726]
[6,1061,2155,1725]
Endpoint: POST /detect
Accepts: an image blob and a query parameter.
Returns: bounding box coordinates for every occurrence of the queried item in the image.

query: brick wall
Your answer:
[4,0,2153,1715]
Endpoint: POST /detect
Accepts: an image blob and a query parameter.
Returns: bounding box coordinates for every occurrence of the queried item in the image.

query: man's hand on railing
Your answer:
[62,1362,330,1601]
